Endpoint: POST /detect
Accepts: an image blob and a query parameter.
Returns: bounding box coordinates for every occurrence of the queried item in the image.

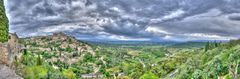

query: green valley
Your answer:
[12,33,240,79]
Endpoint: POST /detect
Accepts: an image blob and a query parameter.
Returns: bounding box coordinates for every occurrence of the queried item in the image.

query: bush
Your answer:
[83,53,95,62]
[139,72,159,79]
[62,69,77,79]
[22,66,47,79]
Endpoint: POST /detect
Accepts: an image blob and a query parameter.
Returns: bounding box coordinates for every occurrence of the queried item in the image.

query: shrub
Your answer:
[22,66,47,79]
[62,69,77,79]
[139,72,159,79]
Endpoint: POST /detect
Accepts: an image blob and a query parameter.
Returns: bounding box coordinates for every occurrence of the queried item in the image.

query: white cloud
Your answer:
[183,33,238,41]
[110,7,122,12]
[162,9,185,20]
[150,9,185,23]
[145,27,171,35]
[105,35,150,41]
[183,9,222,21]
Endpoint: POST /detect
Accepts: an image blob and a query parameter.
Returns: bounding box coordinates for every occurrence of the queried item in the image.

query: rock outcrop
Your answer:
[0,1,22,78]
[0,64,23,79]
[0,33,23,79]
[0,33,21,67]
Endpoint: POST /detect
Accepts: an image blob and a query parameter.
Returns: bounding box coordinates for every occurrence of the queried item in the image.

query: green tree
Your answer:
[192,69,203,79]
[37,54,43,65]
[205,42,210,52]
[83,53,95,62]
[0,0,8,42]
[228,54,239,79]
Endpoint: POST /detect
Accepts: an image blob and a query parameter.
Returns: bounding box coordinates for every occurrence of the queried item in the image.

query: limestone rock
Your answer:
[0,33,21,67]
[0,64,23,79]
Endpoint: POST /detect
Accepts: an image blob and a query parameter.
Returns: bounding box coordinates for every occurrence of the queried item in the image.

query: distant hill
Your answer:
[167,42,207,48]
[87,40,209,48]
[87,40,178,46]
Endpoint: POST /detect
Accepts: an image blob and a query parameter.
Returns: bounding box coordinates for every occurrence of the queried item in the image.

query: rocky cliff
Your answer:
[0,33,21,67]
[0,64,22,79]
[0,33,23,79]
[0,1,23,78]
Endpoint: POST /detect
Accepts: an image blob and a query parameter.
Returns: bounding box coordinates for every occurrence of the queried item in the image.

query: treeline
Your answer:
[204,41,221,52]
[205,39,240,52]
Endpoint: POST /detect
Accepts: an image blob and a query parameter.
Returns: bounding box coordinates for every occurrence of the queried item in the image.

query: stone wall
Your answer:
[0,43,9,64]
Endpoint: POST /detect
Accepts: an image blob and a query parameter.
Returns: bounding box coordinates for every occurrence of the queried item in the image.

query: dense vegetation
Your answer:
[0,0,8,42]
[89,41,240,79]
[14,33,240,79]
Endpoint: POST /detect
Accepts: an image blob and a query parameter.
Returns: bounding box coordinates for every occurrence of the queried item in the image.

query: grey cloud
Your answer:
[151,12,240,38]
[228,15,240,21]
[5,0,240,41]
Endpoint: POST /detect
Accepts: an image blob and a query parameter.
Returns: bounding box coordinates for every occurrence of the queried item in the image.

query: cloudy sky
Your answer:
[4,0,240,41]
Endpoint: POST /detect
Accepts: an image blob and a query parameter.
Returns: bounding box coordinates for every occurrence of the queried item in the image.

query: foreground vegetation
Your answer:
[0,0,8,42]
[14,34,240,79]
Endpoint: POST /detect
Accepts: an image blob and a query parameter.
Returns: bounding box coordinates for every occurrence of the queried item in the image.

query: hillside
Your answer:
[162,40,240,79]
[20,32,96,65]
[13,33,240,79]
[17,32,101,78]
[0,0,8,42]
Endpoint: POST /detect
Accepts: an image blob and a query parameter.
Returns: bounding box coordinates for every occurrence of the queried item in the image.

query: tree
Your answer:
[83,53,95,62]
[192,69,203,79]
[205,42,210,52]
[0,0,9,42]
[23,49,27,55]
[228,54,239,79]
[37,54,42,65]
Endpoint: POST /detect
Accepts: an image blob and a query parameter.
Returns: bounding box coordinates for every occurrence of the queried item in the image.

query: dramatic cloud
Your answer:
[4,0,240,41]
